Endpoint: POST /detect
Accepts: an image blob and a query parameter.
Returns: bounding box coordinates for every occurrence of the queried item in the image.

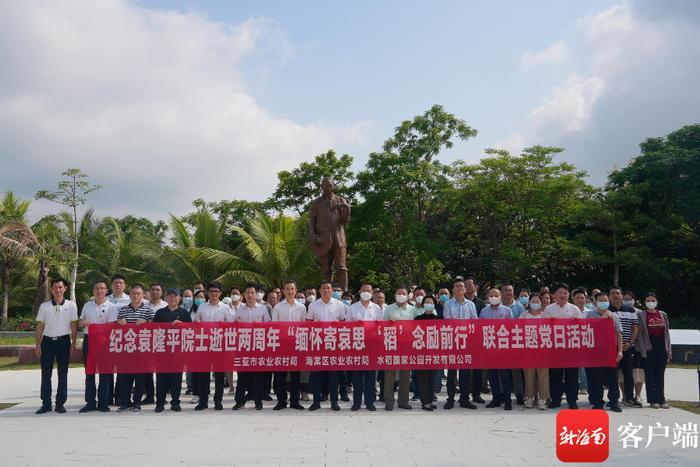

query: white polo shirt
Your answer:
[543,302,582,318]
[271,300,307,322]
[148,300,168,312]
[79,300,118,334]
[307,298,345,322]
[36,299,78,338]
[195,301,232,322]
[346,301,383,321]
[107,293,131,309]
[236,303,270,322]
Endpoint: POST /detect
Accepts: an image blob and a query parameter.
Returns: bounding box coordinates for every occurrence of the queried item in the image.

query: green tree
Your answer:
[444,146,595,290]
[351,105,477,289]
[36,169,101,300]
[269,150,355,214]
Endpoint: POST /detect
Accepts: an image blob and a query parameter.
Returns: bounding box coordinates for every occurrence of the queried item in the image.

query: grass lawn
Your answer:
[669,400,700,415]
[668,362,698,370]
[0,356,84,371]
[0,403,19,411]
[0,336,36,345]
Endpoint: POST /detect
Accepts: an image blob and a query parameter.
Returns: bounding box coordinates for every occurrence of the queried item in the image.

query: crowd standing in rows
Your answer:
[34,275,671,414]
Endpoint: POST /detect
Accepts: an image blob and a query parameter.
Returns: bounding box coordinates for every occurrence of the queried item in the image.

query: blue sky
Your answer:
[1,0,698,221]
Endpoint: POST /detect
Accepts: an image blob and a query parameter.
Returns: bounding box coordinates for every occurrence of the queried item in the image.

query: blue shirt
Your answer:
[442,297,478,319]
[479,305,513,319]
[504,300,525,318]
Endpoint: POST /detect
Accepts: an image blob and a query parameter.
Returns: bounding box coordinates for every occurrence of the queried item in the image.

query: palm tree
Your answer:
[198,213,320,288]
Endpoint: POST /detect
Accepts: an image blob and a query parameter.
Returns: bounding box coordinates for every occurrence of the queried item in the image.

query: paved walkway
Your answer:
[0,368,698,466]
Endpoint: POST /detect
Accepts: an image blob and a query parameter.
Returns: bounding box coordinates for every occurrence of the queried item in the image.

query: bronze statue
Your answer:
[309,177,350,291]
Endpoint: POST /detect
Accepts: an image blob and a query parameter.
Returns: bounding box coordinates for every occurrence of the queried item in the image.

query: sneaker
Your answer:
[443,399,455,410]
[524,399,534,409]
[130,405,141,412]
[155,405,165,413]
[537,400,547,410]
[35,406,52,414]
[79,405,96,413]
[660,403,670,409]
[650,403,660,409]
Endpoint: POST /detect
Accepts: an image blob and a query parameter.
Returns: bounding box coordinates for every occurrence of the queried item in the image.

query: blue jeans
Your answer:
[351,370,376,407]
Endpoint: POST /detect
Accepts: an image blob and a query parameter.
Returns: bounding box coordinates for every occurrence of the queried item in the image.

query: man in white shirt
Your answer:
[270,280,307,410]
[78,280,117,413]
[193,282,231,411]
[307,281,346,411]
[233,284,270,410]
[139,282,167,406]
[383,286,416,411]
[35,277,78,414]
[107,274,130,406]
[543,283,582,409]
[347,282,381,411]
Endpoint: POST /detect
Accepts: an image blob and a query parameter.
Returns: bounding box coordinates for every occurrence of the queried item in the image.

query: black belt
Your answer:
[43,334,70,341]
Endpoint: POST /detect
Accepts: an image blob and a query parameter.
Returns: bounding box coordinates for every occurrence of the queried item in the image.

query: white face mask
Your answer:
[489,296,501,306]
[256,292,264,301]
[623,299,635,308]
[360,291,372,302]
[415,295,424,305]
[306,295,316,302]
[645,301,657,309]
[230,294,241,302]
[530,302,541,311]
[395,294,408,304]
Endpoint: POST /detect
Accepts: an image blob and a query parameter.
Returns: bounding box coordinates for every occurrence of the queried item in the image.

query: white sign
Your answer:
[670,329,700,346]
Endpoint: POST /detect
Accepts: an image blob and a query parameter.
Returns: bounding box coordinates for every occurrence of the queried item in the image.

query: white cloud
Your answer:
[530,76,605,133]
[0,0,370,221]
[491,133,525,155]
[520,41,569,69]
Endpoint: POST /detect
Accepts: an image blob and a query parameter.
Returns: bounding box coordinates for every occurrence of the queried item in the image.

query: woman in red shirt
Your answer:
[636,292,672,409]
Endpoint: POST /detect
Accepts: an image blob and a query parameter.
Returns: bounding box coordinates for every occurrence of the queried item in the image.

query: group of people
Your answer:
[34,274,672,415]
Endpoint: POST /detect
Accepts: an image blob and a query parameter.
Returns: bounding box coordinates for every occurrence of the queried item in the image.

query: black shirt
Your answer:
[415,312,443,321]
[466,295,485,316]
[153,306,192,323]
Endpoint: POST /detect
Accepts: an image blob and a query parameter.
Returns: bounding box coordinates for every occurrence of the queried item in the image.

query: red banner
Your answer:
[85,319,617,374]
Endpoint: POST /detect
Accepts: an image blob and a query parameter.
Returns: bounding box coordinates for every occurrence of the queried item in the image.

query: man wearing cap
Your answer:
[152,288,192,412]
[193,282,231,411]
[35,277,79,414]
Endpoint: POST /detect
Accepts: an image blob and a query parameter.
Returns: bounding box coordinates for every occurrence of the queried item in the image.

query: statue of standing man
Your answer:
[309,177,350,291]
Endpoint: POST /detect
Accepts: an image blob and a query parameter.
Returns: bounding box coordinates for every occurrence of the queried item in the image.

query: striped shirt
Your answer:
[117,302,155,323]
[609,303,638,344]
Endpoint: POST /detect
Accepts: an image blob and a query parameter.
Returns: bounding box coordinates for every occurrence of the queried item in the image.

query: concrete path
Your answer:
[0,368,698,466]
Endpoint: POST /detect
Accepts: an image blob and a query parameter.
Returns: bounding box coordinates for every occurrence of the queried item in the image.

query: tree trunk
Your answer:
[1,266,9,328]
[71,204,78,301]
[33,262,50,317]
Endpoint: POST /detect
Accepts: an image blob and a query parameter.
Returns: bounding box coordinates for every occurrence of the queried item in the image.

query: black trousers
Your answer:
[263,371,273,394]
[471,369,483,397]
[488,369,512,403]
[156,373,183,406]
[416,370,436,406]
[235,371,263,404]
[119,373,144,407]
[645,335,667,404]
[447,369,472,402]
[585,367,619,406]
[313,371,339,404]
[40,335,71,408]
[196,372,224,404]
[82,335,112,408]
[143,373,155,400]
[618,348,636,400]
[351,370,376,407]
[549,367,578,404]
[274,371,301,404]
